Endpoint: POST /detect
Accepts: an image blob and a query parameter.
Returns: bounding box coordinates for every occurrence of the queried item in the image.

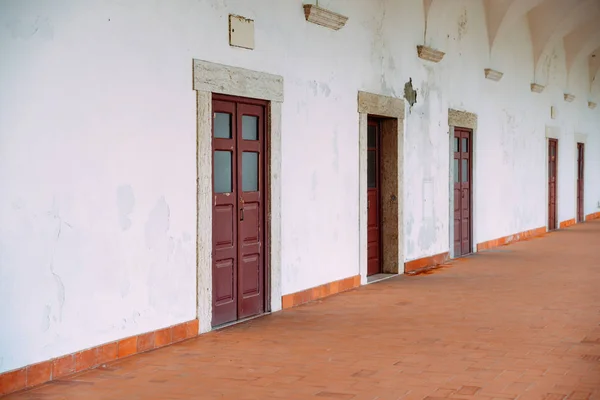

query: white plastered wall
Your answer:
[379,0,600,258]
[1,0,600,375]
[0,0,390,373]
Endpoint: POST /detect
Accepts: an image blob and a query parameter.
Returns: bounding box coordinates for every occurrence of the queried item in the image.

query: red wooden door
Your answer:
[548,139,558,230]
[453,129,472,257]
[367,119,381,276]
[577,143,584,222]
[212,95,266,327]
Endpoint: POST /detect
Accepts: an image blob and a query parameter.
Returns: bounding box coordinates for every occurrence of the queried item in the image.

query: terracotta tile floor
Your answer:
[6,221,600,399]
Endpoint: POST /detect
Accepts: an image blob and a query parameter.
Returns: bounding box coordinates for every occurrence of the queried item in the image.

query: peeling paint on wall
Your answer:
[457,8,468,40]
[319,82,331,97]
[404,78,417,107]
[144,197,170,250]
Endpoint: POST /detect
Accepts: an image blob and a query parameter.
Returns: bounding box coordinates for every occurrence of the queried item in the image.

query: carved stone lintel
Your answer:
[417,45,445,63]
[448,109,477,130]
[530,83,545,93]
[484,68,503,82]
[193,59,284,102]
[303,4,348,30]
[564,93,575,103]
[358,91,405,119]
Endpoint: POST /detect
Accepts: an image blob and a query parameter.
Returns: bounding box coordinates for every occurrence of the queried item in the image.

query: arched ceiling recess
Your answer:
[424,0,544,51]
[527,0,584,68]
[485,0,544,51]
[565,24,600,89]
[589,48,600,92]
[529,0,600,78]
[424,0,600,93]
[423,0,433,42]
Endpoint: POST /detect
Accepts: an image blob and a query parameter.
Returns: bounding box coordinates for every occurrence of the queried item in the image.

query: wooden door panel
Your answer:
[367,258,380,278]
[214,205,235,248]
[367,189,380,276]
[367,191,378,229]
[214,259,235,303]
[237,103,265,320]
[240,201,260,243]
[212,100,238,326]
[240,254,260,295]
[366,120,381,276]
[461,216,470,255]
[548,139,557,230]
[212,97,266,327]
[577,143,584,222]
[453,128,472,257]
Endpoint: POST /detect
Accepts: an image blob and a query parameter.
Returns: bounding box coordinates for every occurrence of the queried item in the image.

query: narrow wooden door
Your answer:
[577,143,584,223]
[453,129,472,257]
[367,119,381,276]
[212,95,266,327]
[548,139,558,231]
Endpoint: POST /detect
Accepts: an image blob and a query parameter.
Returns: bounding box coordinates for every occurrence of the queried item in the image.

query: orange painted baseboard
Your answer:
[559,219,576,229]
[585,212,600,221]
[282,275,360,309]
[404,252,449,274]
[477,226,546,252]
[0,319,199,397]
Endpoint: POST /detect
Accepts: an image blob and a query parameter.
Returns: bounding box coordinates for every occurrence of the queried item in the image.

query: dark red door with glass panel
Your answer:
[212,95,266,327]
[548,139,558,231]
[577,143,584,223]
[453,128,472,257]
[367,119,381,276]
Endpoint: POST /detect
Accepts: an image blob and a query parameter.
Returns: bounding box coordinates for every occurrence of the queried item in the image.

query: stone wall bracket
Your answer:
[303,4,348,30]
[484,68,503,82]
[589,101,597,109]
[417,45,445,63]
[530,83,545,93]
[564,93,575,103]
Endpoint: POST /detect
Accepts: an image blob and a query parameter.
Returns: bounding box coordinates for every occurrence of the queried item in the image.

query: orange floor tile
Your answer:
[4,221,600,400]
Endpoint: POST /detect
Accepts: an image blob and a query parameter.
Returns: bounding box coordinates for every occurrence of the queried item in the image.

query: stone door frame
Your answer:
[193,59,283,332]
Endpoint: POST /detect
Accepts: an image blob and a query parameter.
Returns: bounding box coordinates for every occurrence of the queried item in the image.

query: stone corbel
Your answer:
[303,4,348,30]
[530,83,545,93]
[417,45,445,63]
[484,68,503,82]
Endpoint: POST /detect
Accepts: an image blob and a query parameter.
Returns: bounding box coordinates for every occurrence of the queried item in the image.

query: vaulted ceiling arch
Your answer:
[484,0,544,51]
[529,0,600,75]
[423,0,433,42]
[527,0,584,68]
[565,28,600,89]
[589,48,600,93]
[422,0,600,95]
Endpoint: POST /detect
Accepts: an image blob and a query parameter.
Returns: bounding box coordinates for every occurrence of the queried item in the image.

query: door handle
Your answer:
[239,196,244,221]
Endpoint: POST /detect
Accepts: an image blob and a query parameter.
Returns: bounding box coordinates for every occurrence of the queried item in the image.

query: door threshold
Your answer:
[366,273,396,284]
[212,312,270,331]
